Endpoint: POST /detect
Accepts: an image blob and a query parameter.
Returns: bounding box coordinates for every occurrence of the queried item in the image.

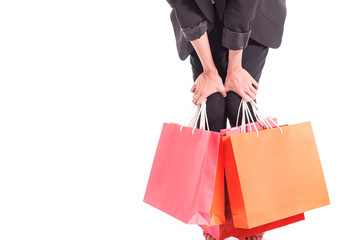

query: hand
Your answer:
[191,71,227,105]
[224,68,259,102]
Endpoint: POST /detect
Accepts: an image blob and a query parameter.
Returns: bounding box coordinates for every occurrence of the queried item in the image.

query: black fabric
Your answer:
[191,6,269,132]
[181,20,208,41]
[222,28,251,50]
[167,0,286,60]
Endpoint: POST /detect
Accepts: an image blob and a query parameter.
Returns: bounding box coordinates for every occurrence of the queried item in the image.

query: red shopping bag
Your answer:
[200,176,305,240]
[143,121,222,225]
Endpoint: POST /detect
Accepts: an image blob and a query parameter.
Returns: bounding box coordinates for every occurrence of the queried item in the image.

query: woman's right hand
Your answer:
[190,70,227,105]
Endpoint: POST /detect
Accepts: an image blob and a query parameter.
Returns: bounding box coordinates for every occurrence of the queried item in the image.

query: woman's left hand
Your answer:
[224,68,259,102]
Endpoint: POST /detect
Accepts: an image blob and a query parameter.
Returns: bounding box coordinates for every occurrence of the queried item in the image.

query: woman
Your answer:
[166,0,287,239]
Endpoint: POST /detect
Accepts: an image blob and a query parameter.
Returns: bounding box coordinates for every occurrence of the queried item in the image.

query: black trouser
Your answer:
[190,5,269,133]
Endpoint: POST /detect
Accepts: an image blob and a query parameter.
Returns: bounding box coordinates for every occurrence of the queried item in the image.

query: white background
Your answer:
[0,0,359,239]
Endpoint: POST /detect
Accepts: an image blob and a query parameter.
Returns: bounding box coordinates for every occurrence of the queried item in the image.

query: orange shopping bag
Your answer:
[224,100,330,229]
[200,116,305,240]
[143,103,225,225]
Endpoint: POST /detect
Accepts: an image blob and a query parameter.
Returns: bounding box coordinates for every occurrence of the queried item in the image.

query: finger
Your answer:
[238,90,251,103]
[219,88,227,98]
[194,88,200,98]
[191,84,196,93]
[197,95,207,105]
[224,84,231,93]
[193,90,200,102]
[249,85,257,96]
[193,94,200,100]
[245,89,256,101]
[251,79,259,90]
[243,94,252,103]
[192,97,197,105]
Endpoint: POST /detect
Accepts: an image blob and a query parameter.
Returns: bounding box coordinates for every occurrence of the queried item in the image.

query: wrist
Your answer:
[203,66,218,76]
[227,49,243,73]
[227,66,244,75]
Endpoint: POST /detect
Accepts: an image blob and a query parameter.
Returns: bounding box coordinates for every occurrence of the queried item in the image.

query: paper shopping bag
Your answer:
[143,122,224,225]
[206,137,226,226]
[198,135,227,227]
[224,121,330,228]
[199,118,305,240]
[199,175,305,240]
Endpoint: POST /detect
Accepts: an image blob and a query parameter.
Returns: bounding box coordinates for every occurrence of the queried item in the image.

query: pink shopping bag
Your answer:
[143,122,221,225]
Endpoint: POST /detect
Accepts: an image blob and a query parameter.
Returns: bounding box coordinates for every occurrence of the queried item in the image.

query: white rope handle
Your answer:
[180,104,198,132]
[252,105,271,129]
[235,99,283,135]
[204,104,210,130]
[237,99,259,136]
[189,105,201,129]
[249,101,272,129]
[241,100,246,133]
[236,99,243,127]
[236,99,258,132]
[196,103,208,131]
[244,101,259,137]
[191,102,210,134]
[249,100,283,133]
[180,102,210,134]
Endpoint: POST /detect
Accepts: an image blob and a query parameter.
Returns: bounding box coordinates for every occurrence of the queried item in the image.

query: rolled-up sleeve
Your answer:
[166,0,208,41]
[181,20,207,41]
[222,0,259,50]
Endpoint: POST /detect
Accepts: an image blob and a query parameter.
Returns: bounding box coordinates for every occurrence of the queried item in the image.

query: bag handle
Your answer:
[249,100,283,133]
[237,100,260,136]
[236,99,283,136]
[180,102,210,134]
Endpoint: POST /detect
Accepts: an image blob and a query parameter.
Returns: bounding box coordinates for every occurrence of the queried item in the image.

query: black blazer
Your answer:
[167,0,287,60]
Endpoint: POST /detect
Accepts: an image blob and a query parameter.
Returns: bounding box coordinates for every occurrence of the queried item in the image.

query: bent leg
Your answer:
[189,29,228,132]
[226,38,269,128]
[190,51,226,132]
